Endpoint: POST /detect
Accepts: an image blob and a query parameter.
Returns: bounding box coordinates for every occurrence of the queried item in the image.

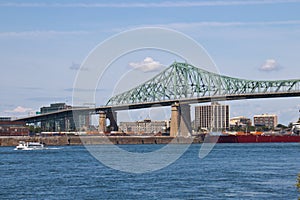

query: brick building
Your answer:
[0,117,29,136]
[253,114,278,128]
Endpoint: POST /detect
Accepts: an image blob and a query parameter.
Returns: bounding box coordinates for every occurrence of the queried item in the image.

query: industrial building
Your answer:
[195,102,229,131]
[119,119,169,135]
[0,117,29,136]
[253,114,278,128]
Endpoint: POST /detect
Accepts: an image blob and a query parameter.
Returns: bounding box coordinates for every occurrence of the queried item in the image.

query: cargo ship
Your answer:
[205,134,300,143]
[202,121,300,143]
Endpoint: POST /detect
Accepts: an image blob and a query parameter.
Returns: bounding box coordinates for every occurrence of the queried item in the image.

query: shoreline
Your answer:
[2,134,299,147]
[0,135,203,147]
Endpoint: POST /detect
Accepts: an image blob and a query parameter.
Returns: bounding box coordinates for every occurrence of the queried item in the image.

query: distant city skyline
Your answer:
[1,0,300,125]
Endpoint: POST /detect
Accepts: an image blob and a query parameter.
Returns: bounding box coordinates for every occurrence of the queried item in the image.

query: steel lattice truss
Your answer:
[107,62,300,106]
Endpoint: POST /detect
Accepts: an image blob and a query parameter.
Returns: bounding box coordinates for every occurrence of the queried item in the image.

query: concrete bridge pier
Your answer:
[98,111,106,133]
[170,103,192,137]
[170,103,179,137]
[98,110,118,133]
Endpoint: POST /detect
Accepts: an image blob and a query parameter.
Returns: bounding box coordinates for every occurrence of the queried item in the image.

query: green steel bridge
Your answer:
[107,62,300,108]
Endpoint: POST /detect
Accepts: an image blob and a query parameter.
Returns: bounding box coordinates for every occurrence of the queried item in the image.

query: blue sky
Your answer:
[1,0,300,125]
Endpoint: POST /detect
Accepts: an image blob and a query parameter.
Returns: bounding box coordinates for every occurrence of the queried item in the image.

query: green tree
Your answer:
[297,173,300,200]
[246,125,256,132]
[297,173,300,189]
[277,124,287,129]
[27,125,41,133]
[34,126,41,133]
[28,125,35,133]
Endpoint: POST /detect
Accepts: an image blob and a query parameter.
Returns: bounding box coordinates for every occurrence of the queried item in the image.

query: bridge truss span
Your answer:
[107,62,300,106]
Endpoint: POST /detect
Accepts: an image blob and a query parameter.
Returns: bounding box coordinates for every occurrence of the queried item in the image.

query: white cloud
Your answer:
[0,30,89,38]
[69,62,80,70]
[5,106,32,113]
[259,59,281,71]
[1,0,300,8]
[164,20,300,28]
[69,62,90,71]
[2,20,300,39]
[129,57,164,72]
[119,20,300,32]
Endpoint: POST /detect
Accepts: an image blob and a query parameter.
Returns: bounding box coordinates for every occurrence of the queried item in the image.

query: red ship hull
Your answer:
[205,135,300,143]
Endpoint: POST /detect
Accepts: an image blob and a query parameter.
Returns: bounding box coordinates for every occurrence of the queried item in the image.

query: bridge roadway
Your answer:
[14,91,300,134]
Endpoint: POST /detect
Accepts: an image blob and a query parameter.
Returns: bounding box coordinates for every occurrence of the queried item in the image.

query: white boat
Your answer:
[15,141,45,150]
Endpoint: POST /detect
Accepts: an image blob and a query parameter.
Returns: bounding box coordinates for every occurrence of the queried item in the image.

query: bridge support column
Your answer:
[170,103,191,137]
[170,103,179,137]
[98,111,106,133]
[179,104,192,137]
[106,110,118,131]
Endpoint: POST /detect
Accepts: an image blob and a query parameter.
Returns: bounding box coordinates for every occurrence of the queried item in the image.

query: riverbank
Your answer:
[0,135,203,146]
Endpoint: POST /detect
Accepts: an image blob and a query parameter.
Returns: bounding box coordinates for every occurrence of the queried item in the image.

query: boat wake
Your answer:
[14,147,62,151]
[46,147,62,150]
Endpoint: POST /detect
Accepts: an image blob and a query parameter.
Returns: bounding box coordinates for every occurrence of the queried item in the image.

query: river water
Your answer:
[1,143,299,199]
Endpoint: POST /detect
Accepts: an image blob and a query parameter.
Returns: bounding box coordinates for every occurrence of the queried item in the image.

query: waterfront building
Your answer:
[253,114,278,128]
[230,116,252,127]
[119,119,169,135]
[0,117,29,136]
[195,102,229,131]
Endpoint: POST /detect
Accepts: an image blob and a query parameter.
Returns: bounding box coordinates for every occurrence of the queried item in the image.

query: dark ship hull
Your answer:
[205,135,300,143]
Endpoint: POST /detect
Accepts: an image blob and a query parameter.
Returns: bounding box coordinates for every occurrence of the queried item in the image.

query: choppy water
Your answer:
[1,143,299,199]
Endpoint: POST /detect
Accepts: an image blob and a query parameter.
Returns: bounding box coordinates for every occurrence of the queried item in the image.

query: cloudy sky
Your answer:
[1,0,300,125]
